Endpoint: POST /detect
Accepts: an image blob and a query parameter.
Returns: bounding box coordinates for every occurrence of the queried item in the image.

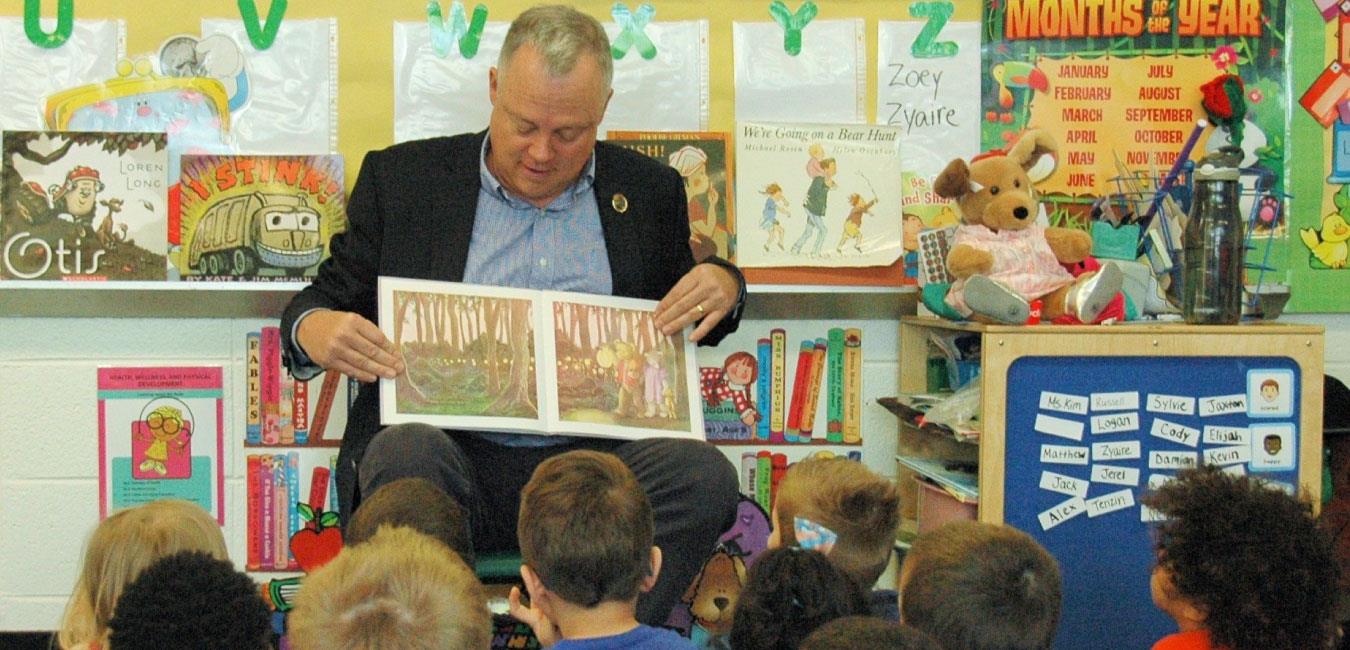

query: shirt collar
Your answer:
[479,132,597,211]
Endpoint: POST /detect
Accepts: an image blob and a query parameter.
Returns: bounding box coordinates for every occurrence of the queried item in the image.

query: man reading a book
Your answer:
[279,4,744,625]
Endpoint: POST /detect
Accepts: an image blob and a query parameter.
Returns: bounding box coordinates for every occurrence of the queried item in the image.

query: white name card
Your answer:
[1203,445,1251,466]
[1202,425,1250,445]
[1090,412,1140,434]
[1040,391,1089,415]
[1040,470,1089,498]
[1150,418,1200,448]
[1149,451,1198,470]
[1086,489,1136,517]
[1038,496,1087,531]
[1041,444,1090,466]
[1036,413,1084,441]
[1091,464,1140,486]
[1092,391,1139,411]
[1199,393,1247,417]
[1092,440,1141,461]
[1147,393,1195,415]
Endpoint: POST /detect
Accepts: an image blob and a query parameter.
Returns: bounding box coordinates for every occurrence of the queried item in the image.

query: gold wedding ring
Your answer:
[695,303,705,315]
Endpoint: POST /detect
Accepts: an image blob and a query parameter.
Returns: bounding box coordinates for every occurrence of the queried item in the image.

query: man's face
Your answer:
[487,43,610,208]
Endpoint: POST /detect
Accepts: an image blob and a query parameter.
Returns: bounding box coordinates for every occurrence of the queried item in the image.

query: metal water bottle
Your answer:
[1182,149,1244,324]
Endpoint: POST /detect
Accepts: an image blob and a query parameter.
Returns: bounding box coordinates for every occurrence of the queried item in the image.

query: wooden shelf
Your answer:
[0,281,919,320]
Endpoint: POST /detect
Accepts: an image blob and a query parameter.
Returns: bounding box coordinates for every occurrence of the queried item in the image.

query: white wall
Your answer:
[1,310,1345,631]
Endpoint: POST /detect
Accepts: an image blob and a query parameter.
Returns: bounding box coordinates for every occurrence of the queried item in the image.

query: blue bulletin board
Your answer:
[1002,356,1302,650]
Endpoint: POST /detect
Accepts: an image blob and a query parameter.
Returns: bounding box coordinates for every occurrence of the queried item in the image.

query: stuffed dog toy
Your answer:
[934,129,1122,324]
[682,550,747,646]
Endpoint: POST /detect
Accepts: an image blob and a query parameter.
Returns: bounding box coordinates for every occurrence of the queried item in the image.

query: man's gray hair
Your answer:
[499,5,613,91]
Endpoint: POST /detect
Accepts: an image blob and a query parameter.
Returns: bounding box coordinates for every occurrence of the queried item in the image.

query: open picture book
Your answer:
[377,277,703,440]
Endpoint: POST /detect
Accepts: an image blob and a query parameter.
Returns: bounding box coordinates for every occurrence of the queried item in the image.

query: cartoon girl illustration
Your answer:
[136,401,191,477]
[642,347,670,418]
[700,351,760,426]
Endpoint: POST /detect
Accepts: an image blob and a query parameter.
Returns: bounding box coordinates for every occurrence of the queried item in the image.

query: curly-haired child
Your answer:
[1143,465,1340,650]
[770,457,901,619]
[57,499,228,650]
[106,550,270,650]
[728,547,871,650]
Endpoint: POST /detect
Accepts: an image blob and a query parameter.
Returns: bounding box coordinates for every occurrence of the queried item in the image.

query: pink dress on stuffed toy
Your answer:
[945,223,1075,316]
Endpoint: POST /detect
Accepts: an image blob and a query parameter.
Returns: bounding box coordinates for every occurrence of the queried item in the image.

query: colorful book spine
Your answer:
[246,332,261,445]
[798,338,828,441]
[755,338,771,441]
[309,465,331,512]
[785,340,814,442]
[843,328,863,444]
[309,371,340,443]
[261,327,281,444]
[826,328,846,443]
[755,450,772,513]
[287,452,300,561]
[260,454,275,569]
[293,377,310,445]
[770,453,788,507]
[279,371,295,445]
[741,452,757,498]
[770,329,786,443]
[328,455,339,514]
[273,457,288,570]
[246,454,261,570]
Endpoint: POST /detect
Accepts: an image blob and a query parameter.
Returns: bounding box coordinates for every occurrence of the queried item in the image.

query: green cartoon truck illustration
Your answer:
[187,192,323,276]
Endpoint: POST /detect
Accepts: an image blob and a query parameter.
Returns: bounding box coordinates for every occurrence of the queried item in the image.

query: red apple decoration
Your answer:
[289,504,343,572]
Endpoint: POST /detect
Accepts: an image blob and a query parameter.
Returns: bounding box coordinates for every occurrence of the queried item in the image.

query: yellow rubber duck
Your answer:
[1300,213,1350,269]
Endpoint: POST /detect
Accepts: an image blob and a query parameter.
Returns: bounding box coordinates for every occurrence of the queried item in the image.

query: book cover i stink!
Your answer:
[1,131,169,280]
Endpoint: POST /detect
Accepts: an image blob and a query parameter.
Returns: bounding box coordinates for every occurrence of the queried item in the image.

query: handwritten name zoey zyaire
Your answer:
[883,62,959,134]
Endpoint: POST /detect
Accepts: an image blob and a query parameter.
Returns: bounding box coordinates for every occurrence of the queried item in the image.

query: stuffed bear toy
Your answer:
[933,130,1123,324]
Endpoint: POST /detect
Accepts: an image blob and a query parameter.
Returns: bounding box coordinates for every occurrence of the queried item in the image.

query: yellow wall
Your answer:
[54,0,980,180]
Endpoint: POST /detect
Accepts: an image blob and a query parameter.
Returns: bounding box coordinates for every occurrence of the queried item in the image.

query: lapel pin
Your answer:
[611,193,629,214]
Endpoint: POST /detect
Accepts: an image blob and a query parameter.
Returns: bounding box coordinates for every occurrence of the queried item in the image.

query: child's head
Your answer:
[728,547,870,650]
[518,450,656,610]
[58,499,228,648]
[801,616,941,650]
[770,457,900,587]
[822,158,838,174]
[900,521,1062,650]
[1261,378,1280,401]
[809,143,825,159]
[1263,434,1283,456]
[1142,465,1339,650]
[288,526,490,650]
[723,351,757,386]
[763,183,783,196]
[346,477,474,565]
[107,551,270,650]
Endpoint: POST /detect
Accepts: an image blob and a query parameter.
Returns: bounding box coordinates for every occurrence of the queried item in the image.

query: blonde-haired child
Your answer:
[57,499,227,650]
[769,457,901,619]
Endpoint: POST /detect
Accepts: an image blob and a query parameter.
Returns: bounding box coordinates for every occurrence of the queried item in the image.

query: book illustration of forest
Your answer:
[2,131,169,280]
[390,290,538,419]
[552,301,692,432]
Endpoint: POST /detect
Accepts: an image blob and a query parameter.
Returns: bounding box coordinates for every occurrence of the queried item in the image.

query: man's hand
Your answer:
[295,310,405,382]
[509,586,561,648]
[654,263,739,343]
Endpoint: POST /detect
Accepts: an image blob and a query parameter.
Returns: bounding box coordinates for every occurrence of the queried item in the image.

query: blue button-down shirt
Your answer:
[466,138,612,446]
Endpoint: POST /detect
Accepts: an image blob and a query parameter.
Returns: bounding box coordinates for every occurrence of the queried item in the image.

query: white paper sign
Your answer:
[1035,413,1084,441]
[392,21,507,143]
[1203,425,1250,445]
[1150,418,1200,447]
[1092,391,1139,411]
[1041,444,1090,466]
[1087,489,1135,517]
[1198,393,1247,417]
[1203,445,1251,466]
[1149,451,1198,470]
[1147,393,1195,415]
[733,20,865,123]
[1141,504,1167,522]
[1147,473,1176,490]
[1039,391,1089,415]
[1092,464,1141,486]
[600,21,711,134]
[1093,440,1141,461]
[1091,412,1140,434]
[875,21,980,159]
[1038,496,1087,530]
[0,19,124,131]
[1222,463,1247,477]
[1040,470,1089,498]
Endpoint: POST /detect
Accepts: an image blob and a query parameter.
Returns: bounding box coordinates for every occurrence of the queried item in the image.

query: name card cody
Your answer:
[1035,413,1085,441]
[1040,391,1089,415]
[1150,418,1200,447]
[1041,444,1090,465]
[1092,440,1141,461]
[1199,394,1247,417]
[1040,470,1089,498]
[1090,412,1140,434]
[1146,393,1195,416]
[1202,425,1250,445]
[1091,464,1140,486]
[1086,489,1135,518]
[1039,496,1087,531]
[1091,391,1139,411]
